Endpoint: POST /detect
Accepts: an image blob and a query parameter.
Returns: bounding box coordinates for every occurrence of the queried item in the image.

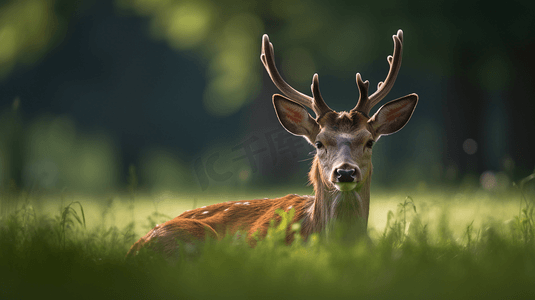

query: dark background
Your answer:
[0,0,533,194]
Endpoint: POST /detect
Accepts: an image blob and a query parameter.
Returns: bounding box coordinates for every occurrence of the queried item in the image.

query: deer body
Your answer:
[127,30,418,258]
[127,195,311,258]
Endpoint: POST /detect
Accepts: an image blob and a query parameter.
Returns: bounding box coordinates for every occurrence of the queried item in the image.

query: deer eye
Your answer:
[315,141,324,149]
[366,140,375,148]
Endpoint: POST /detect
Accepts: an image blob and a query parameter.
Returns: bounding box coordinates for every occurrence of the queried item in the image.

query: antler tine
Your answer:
[354,73,370,114]
[368,30,403,105]
[311,73,333,118]
[260,34,314,110]
[352,29,404,115]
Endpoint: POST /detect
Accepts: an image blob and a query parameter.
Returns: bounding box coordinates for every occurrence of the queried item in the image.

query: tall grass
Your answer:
[0,174,534,299]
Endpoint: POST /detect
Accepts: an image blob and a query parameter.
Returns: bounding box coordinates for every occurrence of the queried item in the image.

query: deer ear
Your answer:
[273,94,319,143]
[368,93,418,136]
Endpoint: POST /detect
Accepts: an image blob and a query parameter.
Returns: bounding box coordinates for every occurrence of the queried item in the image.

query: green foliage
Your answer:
[2,184,535,299]
[512,172,535,244]
[0,106,120,192]
[0,0,64,79]
[382,196,418,247]
[117,0,265,116]
[58,201,86,249]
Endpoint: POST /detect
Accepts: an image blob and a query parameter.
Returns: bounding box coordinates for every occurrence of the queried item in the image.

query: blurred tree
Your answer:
[116,0,265,116]
[0,98,23,190]
[0,0,534,193]
[0,0,80,79]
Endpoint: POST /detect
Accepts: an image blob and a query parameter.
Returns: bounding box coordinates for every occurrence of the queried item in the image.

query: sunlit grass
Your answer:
[1,179,533,299]
[32,187,523,241]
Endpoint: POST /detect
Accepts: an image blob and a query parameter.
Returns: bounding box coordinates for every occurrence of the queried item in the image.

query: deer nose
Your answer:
[335,169,356,183]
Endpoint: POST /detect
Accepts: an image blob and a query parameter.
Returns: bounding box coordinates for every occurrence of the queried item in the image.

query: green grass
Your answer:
[1,180,534,299]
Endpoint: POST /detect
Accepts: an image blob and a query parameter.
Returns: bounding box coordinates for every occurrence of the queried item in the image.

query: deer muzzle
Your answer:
[332,163,361,192]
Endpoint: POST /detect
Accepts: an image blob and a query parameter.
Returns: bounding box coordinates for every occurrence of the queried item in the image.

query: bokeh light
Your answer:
[165,1,213,49]
[480,170,511,191]
[462,138,478,155]
[480,171,497,190]
[0,0,61,79]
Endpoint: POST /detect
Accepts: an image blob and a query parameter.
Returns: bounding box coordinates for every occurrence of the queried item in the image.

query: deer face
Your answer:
[273,94,417,193]
[315,112,373,192]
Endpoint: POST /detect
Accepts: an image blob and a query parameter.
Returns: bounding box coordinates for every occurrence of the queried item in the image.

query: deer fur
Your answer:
[127,29,418,259]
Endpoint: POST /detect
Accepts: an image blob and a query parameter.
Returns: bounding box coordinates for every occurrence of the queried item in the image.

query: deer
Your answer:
[127,29,418,259]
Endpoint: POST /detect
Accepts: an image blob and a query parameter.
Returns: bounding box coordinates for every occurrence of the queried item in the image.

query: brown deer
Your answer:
[127,29,418,258]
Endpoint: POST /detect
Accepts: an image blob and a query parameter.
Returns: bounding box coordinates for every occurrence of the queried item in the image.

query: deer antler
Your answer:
[352,29,404,115]
[261,34,332,119]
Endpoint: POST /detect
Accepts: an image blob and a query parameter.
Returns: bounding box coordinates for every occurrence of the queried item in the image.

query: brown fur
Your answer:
[127,195,316,257]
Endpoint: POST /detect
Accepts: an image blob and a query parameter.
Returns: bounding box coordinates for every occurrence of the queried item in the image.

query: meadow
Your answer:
[1,174,534,300]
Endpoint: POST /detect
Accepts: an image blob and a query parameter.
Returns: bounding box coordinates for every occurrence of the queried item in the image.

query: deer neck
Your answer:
[305,157,371,237]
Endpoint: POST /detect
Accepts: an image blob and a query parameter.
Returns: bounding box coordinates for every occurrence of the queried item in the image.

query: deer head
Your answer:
[261,30,418,231]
